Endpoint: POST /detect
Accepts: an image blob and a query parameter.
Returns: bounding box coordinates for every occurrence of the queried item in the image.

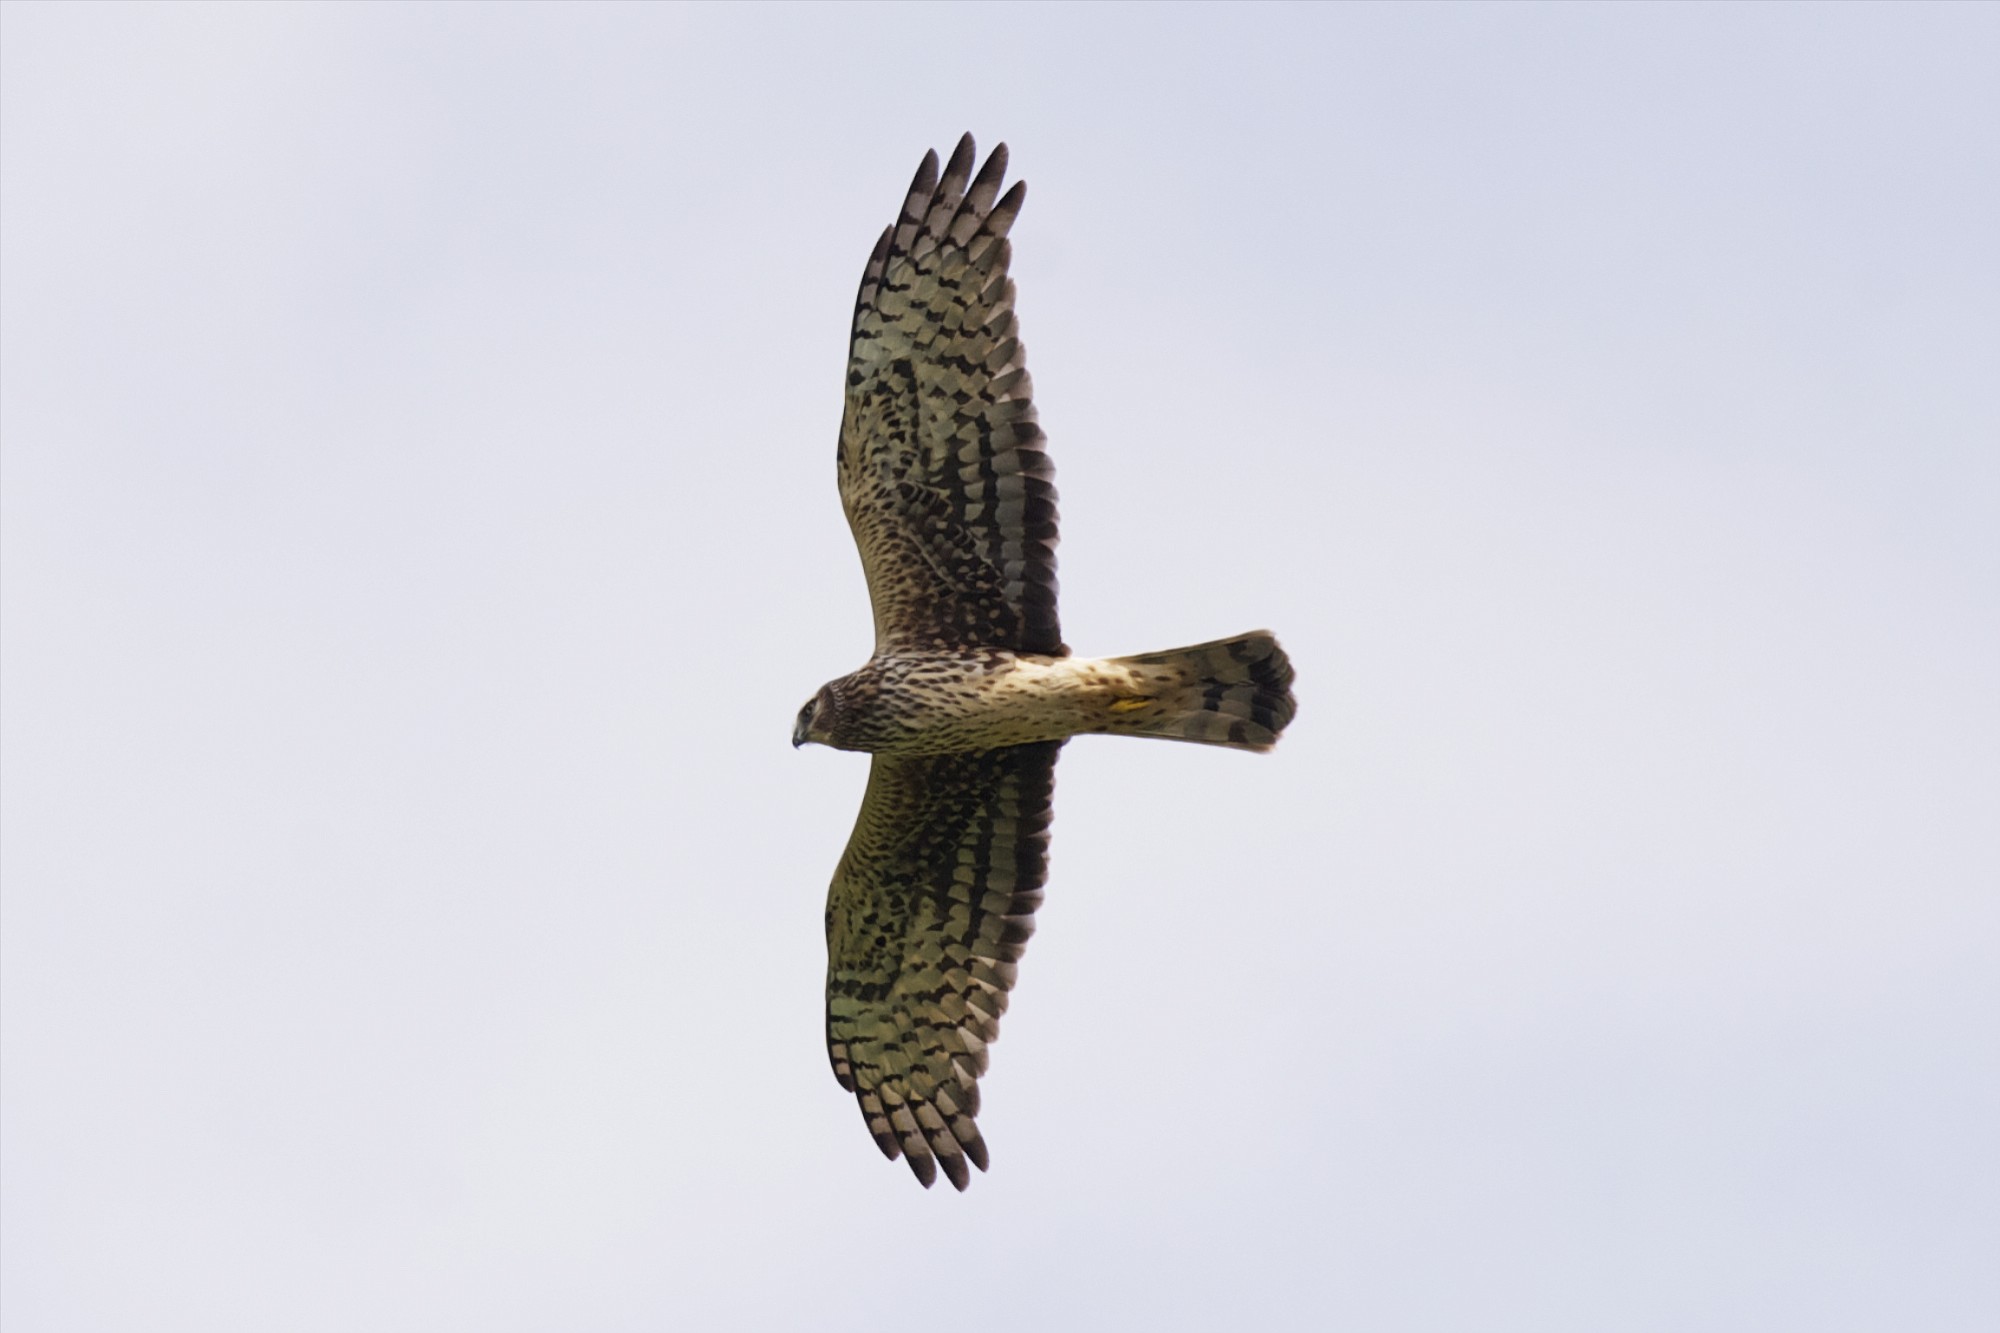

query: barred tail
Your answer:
[1104,631,1297,751]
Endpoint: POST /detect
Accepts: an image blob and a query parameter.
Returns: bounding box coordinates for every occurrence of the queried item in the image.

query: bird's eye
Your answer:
[800,702,815,720]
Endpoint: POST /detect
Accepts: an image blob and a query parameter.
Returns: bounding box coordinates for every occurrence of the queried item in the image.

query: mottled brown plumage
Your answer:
[822,742,1055,1191]
[837,133,1058,659]
[797,135,1297,1190]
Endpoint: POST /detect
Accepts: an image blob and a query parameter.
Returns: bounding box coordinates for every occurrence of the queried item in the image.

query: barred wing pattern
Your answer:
[838,135,1063,657]
[824,741,1060,1190]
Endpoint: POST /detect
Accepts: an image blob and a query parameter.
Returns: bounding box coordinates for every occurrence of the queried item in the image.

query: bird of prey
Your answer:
[795,135,1296,1190]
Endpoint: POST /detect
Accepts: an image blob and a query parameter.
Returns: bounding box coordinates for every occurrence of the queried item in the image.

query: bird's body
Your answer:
[797,135,1296,1190]
[800,639,1292,756]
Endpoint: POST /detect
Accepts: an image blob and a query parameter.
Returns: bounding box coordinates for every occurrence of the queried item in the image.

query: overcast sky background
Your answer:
[4,3,1996,1329]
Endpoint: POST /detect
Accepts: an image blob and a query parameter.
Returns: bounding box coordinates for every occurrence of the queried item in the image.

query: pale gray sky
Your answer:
[3,3,1995,1330]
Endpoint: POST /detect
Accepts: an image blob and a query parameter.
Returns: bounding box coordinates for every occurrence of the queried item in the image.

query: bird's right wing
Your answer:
[823,740,1061,1189]
[836,135,1063,658]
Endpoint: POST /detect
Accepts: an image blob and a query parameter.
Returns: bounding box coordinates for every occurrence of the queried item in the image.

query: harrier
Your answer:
[796,135,1296,1189]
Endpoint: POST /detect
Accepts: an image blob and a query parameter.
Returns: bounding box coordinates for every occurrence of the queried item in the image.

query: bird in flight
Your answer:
[796,135,1296,1190]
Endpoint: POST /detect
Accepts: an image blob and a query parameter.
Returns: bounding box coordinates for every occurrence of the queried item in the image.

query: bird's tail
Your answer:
[1099,631,1296,751]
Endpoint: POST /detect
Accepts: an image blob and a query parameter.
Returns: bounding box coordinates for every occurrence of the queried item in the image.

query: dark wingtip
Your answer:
[941,134,977,194]
[907,148,940,206]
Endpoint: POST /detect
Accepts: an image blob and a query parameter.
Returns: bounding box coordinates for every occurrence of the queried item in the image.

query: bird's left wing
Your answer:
[837,135,1063,657]
[823,740,1061,1189]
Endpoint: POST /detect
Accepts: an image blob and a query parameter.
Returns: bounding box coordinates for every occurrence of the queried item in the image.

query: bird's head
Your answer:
[792,684,839,749]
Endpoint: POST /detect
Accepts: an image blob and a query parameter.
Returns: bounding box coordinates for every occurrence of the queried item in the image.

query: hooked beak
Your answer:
[792,717,810,749]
